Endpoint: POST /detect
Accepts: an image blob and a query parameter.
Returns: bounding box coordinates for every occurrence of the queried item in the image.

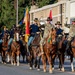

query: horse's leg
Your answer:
[70,55,74,72]
[37,56,41,71]
[13,54,16,66]
[11,52,14,65]
[58,54,62,70]
[46,53,53,73]
[34,57,37,68]
[41,54,46,72]
[52,54,56,70]
[4,51,7,64]
[16,51,20,66]
[1,51,4,63]
[7,53,10,62]
[22,55,25,62]
[61,53,65,72]
[29,55,33,69]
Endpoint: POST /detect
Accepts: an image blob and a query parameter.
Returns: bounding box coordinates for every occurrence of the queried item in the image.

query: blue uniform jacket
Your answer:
[30,24,39,37]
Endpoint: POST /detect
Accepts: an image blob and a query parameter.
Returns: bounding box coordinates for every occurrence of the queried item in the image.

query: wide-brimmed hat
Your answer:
[46,17,51,21]
[34,18,39,22]
[55,21,61,25]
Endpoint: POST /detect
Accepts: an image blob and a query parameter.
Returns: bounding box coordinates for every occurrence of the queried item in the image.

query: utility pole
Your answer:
[16,0,18,27]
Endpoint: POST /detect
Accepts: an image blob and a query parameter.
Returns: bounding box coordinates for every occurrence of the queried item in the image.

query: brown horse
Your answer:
[1,32,9,64]
[10,29,20,66]
[69,37,75,72]
[28,33,41,70]
[41,29,57,73]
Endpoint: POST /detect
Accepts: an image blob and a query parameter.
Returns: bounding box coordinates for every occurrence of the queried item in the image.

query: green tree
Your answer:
[0,0,16,29]
[36,0,58,7]
[0,0,57,30]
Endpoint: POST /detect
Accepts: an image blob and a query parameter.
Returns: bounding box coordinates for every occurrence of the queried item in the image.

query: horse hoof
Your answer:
[29,67,33,70]
[43,69,46,72]
[17,63,19,66]
[1,62,3,64]
[11,63,13,65]
[52,67,54,70]
[4,62,6,64]
[37,69,40,71]
[61,68,65,72]
[72,70,74,72]
[49,70,53,73]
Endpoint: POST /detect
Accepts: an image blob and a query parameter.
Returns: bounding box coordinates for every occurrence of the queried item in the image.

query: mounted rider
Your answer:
[27,18,40,47]
[66,19,75,54]
[0,26,9,44]
[55,21,63,37]
[40,17,55,55]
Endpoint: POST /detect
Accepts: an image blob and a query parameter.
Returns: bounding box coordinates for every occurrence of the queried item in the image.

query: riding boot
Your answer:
[38,44,44,56]
[8,45,10,52]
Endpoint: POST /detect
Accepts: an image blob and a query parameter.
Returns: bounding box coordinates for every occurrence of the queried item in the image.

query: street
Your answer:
[0,56,75,75]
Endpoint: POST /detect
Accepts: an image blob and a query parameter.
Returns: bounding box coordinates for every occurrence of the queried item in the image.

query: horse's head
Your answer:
[3,32,9,43]
[56,35,66,49]
[14,30,20,42]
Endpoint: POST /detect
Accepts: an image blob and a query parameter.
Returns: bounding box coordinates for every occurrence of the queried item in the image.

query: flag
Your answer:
[49,10,52,21]
[19,9,26,25]
[23,7,30,42]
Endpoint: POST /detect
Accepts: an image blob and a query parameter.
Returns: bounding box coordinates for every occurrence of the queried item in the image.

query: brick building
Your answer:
[30,0,75,26]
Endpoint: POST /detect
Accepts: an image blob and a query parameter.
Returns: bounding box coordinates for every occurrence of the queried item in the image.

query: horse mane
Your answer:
[31,34,41,46]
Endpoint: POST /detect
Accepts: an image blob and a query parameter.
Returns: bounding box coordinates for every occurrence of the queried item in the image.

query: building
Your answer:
[30,0,75,27]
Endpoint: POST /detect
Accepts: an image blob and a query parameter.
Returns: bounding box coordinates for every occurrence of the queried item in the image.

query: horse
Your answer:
[28,33,41,70]
[41,28,57,73]
[56,34,67,71]
[68,37,75,72]
[19,35,27,63]
[10,28,20,66]
[1,32,9,64]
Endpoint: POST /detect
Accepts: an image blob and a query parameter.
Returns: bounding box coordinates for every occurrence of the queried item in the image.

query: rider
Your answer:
[55,21,63,36]
[66,19,75,55]
[1,26,9,37]
[27,18,40,47]
[8,26,15,51]
[39,17,55,55]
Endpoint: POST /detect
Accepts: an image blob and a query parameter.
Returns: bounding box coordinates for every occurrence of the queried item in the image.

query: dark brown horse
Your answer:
[56,35,67,71]
[19,35,27,63]
[1,32,9,64]
[28,33,41,70]
[10,29,20,66]
[41,29,57,73]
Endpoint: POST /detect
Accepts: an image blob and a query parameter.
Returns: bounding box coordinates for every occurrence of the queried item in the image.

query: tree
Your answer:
[0,0,16,29]
[0,0,57,30]
[36,0,58,7]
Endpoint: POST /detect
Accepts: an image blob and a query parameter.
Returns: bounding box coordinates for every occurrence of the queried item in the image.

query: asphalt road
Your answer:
[0,56,75,75]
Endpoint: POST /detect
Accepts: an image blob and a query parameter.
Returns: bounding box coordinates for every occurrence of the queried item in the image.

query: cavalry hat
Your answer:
[46,17,51,21]
[34,18,39,22]
[55,21,61,25]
